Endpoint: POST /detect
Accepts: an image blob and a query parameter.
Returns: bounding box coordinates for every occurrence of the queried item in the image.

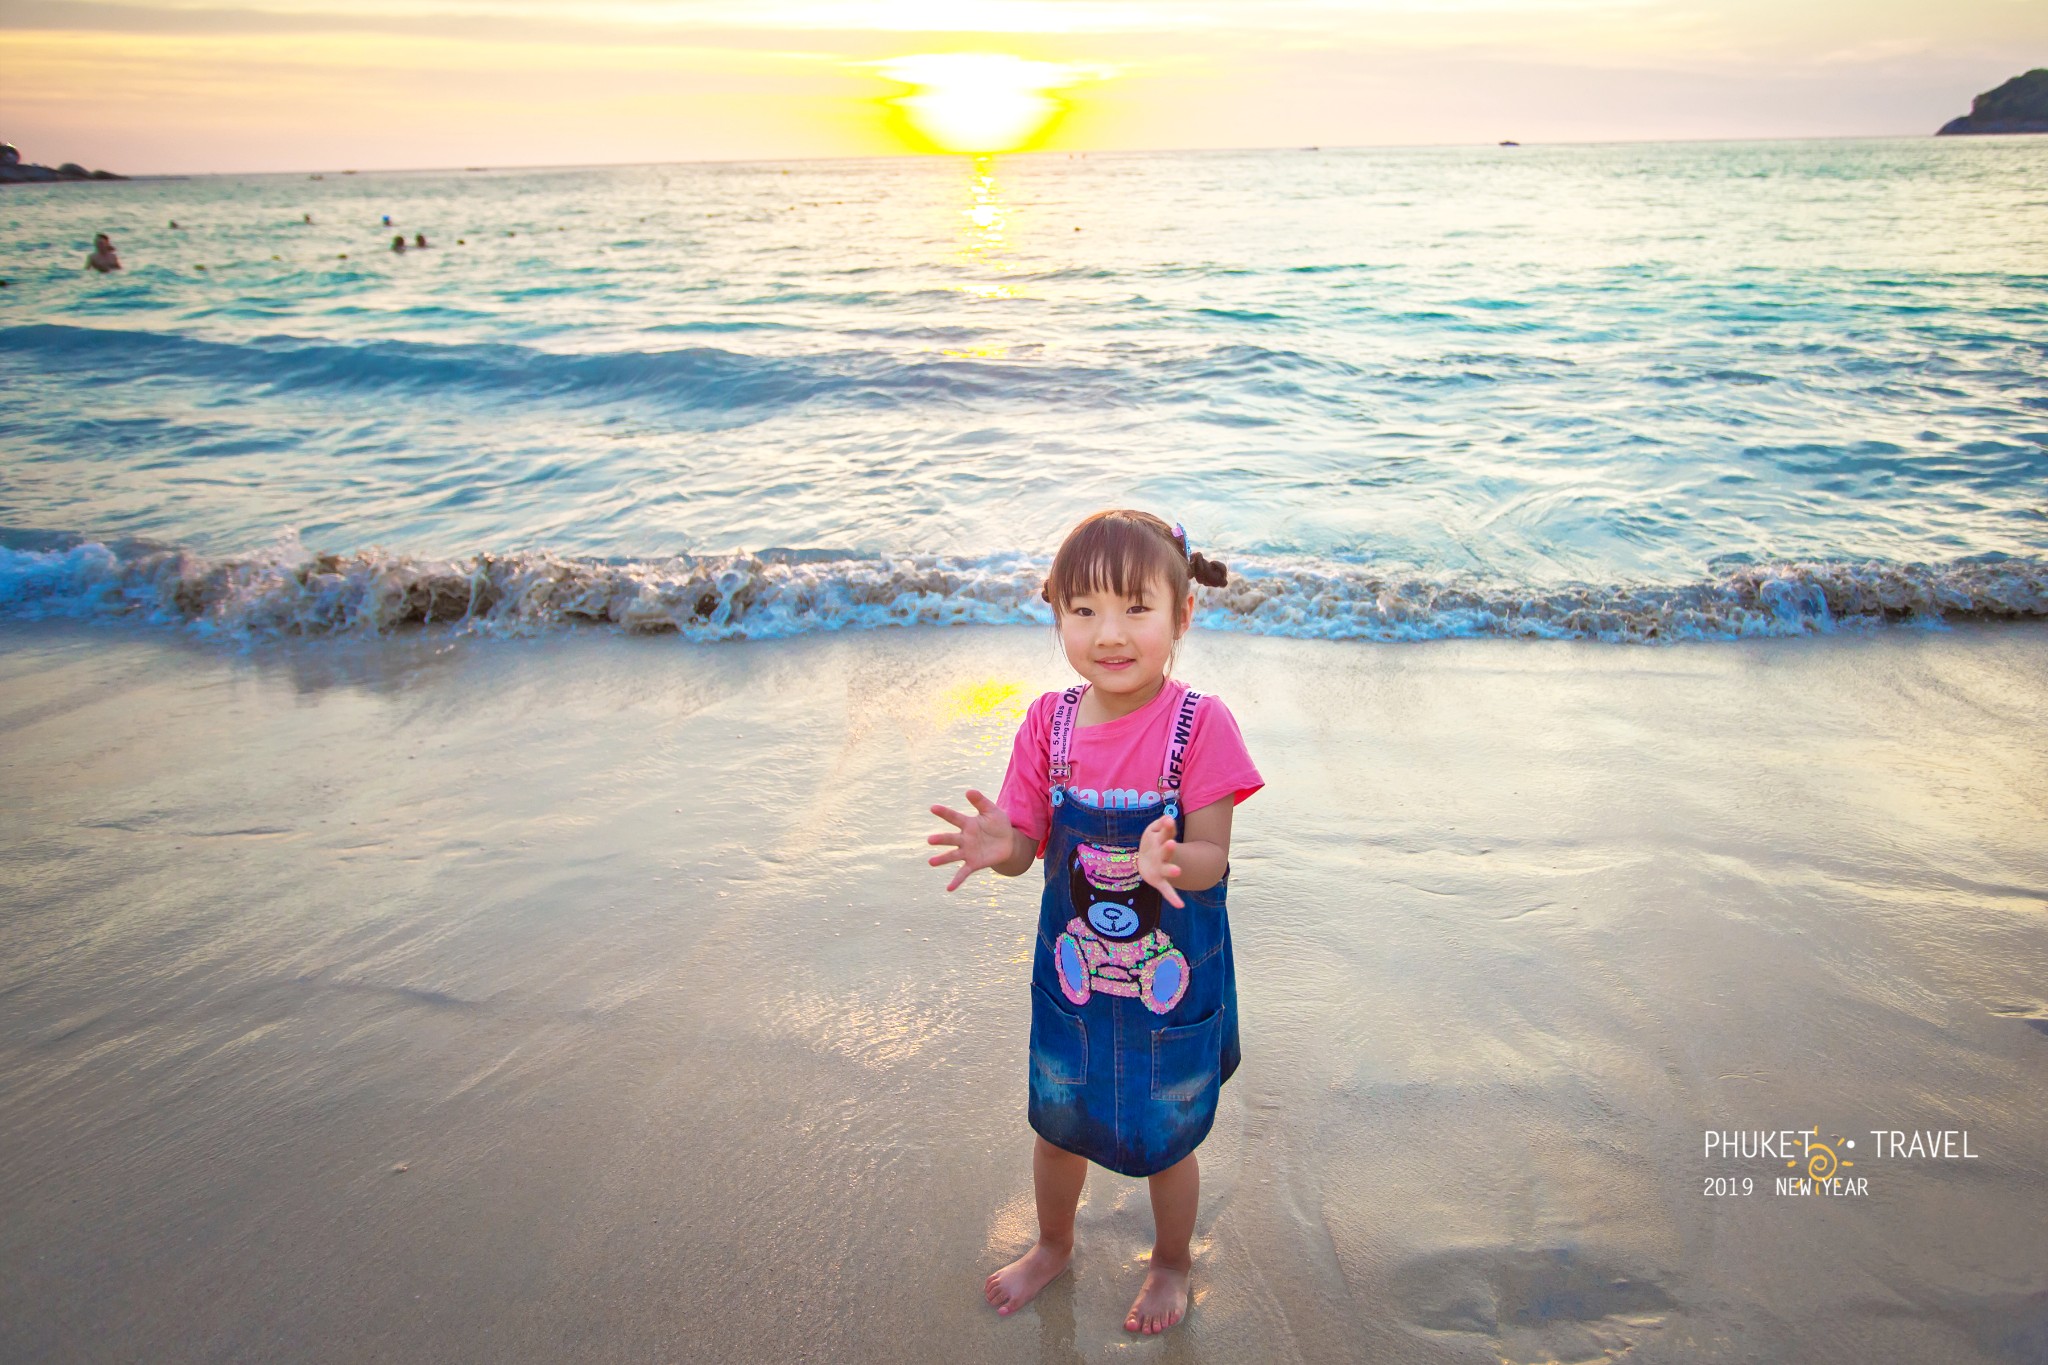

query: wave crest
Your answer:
[2,537,2043,645]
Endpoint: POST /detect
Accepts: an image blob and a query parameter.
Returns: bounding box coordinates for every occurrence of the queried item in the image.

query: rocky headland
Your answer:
[0,142,126,184]
[1937,68,2048,135]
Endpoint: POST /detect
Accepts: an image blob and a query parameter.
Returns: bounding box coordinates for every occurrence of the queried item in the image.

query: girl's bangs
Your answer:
[1050,516,1182,607]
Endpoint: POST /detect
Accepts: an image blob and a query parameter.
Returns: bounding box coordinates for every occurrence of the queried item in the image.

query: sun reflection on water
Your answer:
[953,156,1023,301]
[936,678,1026,729]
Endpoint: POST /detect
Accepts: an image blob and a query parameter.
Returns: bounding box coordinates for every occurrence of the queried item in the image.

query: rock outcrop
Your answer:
[0,144,126,183]
[1937,69,2048,135]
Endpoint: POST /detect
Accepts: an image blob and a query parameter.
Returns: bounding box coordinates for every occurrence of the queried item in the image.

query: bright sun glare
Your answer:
[879,53,1076,154]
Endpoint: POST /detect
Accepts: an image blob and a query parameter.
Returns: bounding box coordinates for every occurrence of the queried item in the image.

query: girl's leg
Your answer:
[985,1136,1088,1315]
[1126,1150,1197,1333]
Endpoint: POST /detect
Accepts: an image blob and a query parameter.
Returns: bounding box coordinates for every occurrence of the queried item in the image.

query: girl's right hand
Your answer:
[926,789,1016,892]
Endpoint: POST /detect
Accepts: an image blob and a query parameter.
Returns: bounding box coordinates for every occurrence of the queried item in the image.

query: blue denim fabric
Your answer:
[1027,794,1240,1178]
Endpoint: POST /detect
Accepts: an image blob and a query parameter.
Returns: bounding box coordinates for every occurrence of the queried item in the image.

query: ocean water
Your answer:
[1,138,2044,642]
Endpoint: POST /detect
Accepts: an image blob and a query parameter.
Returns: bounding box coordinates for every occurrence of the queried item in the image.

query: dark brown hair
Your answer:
[1040,509,1229,632]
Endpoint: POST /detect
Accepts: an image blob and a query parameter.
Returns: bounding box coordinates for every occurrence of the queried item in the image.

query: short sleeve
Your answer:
[1180,694,1263,815]
[996,692,1057,854]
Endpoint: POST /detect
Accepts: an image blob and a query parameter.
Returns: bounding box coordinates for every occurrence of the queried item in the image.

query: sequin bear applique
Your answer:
[1053,841,1190,1015]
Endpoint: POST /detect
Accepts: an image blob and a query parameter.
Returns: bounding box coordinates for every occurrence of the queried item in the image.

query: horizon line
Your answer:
[18,130,2017,182]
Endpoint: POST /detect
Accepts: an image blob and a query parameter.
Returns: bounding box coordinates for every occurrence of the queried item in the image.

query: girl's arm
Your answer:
[988,829,1039,878]
[1137,796,1233,907]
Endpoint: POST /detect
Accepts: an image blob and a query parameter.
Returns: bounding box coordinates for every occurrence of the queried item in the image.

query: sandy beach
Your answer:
[1,620,2043,1362]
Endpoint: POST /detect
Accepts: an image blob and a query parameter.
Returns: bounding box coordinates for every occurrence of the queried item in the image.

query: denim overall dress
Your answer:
[1027,682,1241,1178]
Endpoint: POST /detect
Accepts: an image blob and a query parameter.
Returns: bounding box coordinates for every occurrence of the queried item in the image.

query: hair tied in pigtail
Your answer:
[1189,549,1229,588]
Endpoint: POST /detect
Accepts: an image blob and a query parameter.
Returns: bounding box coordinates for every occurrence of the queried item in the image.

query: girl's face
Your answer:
[1057,571,1194,703]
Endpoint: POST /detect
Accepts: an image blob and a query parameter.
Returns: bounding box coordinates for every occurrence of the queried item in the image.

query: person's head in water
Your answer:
[85,233,122,272]
[414,233,427,248]
[391,235,406,253]
[1040,510,1229,698]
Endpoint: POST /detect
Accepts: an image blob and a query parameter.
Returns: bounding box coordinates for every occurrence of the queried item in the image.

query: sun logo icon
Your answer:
[1789,1125,1856,1181]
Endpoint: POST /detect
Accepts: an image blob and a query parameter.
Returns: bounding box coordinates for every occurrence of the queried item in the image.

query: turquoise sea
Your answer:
[1,137,2044,641]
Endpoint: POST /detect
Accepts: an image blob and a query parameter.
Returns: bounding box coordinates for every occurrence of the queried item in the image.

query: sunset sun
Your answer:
[878,53,1078,154]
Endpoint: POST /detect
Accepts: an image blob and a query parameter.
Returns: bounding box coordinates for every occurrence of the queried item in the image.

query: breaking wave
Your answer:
[3,535,2044,646]
[0,324,1243,413]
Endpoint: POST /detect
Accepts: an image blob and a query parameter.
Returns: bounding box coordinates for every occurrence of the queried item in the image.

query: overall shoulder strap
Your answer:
[1047,684,1087,802]
[1159,685,1203,812]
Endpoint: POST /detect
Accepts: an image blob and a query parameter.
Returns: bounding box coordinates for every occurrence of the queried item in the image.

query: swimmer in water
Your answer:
[303,213,313,224]
[85,233,122,272]
[391,235,407,253]
[382,215,392,227]
[413,232,429,248]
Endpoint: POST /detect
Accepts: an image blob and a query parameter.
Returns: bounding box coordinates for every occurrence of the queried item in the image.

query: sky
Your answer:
[2,0,2044,172]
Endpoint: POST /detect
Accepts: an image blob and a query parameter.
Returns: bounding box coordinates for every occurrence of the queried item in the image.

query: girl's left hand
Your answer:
[1136,812,1185,909]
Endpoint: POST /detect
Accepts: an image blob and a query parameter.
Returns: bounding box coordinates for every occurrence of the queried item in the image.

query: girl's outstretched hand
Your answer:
[1137,811,1185,908]
[927,789,1016,892]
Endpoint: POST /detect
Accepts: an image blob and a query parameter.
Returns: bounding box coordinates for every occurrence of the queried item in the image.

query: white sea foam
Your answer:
[4,537,2042,646]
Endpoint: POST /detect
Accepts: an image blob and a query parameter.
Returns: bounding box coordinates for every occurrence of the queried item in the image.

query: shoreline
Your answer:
[2,621,2044,1362]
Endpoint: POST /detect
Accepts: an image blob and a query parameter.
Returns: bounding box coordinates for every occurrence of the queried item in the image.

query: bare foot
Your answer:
[1124,1257,1190,1334]
[985,1240,1072,1317]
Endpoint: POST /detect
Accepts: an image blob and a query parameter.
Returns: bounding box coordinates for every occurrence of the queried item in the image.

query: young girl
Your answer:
[926,509,1262,1335]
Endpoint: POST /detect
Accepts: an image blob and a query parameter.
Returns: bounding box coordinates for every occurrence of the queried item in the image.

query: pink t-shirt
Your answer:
[997,678,1263,853]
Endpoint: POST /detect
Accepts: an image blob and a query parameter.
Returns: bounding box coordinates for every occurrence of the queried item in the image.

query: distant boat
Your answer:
[1499,140,1520,147]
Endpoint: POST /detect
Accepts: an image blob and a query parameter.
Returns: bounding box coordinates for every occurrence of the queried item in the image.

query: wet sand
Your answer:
[1,621,2045,1363]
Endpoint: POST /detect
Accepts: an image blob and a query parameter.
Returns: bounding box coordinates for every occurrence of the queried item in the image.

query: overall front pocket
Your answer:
[1029,980,1088,1086]
[1150,1005,1222,1101]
